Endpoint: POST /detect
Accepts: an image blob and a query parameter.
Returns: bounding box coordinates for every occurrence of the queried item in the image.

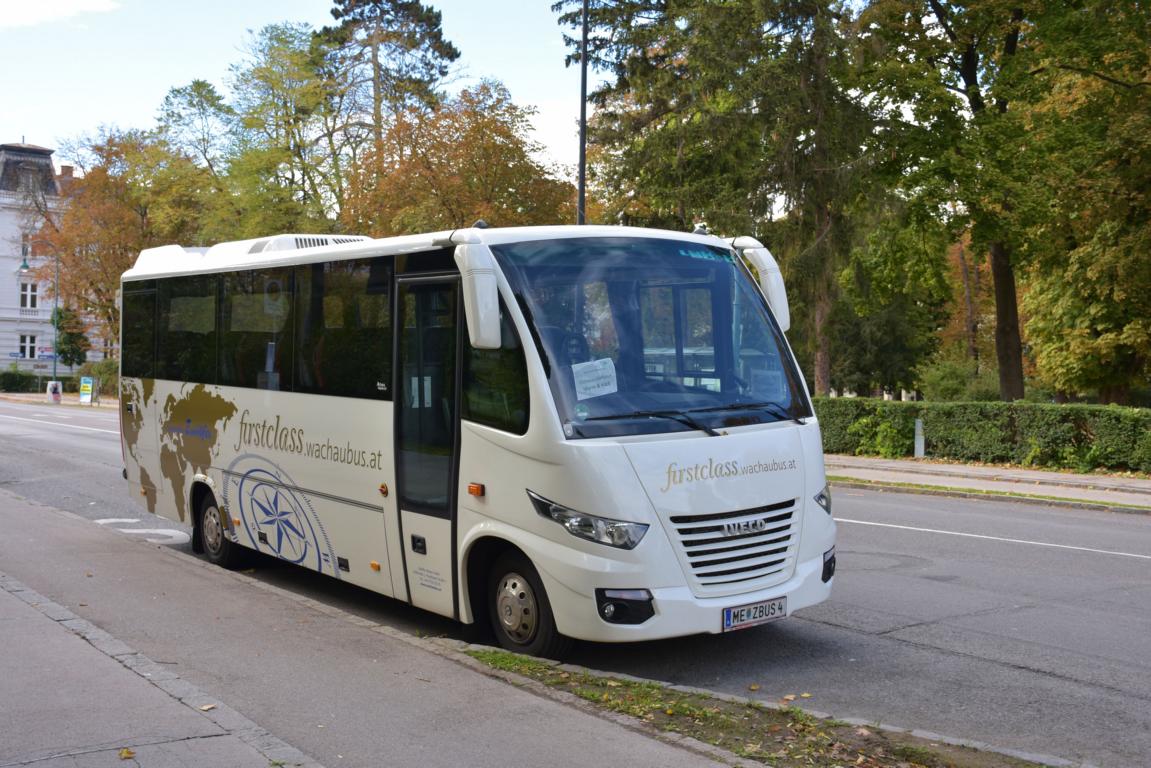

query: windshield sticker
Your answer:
[572,357,618,400]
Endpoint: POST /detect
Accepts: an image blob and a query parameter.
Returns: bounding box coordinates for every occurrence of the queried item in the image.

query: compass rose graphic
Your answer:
[225,455,338,577]
[249,480,310,563]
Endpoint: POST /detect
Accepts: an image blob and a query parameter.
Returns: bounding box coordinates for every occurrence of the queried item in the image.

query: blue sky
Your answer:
[1,0,592,171]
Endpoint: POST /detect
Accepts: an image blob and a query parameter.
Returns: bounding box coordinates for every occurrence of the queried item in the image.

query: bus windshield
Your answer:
[491,237,812,439]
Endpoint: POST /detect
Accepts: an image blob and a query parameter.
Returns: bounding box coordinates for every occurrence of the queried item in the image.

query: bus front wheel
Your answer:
[488,551,571,659]
[198,494,245,569]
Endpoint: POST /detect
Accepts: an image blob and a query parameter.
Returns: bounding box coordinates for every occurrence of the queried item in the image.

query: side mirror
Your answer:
[730,236,790,333]
[453,242,502,349]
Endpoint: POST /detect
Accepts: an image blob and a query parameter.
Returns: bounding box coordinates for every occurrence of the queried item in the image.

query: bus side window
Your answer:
[122,286,156,378]
[295,257,392,400]
[463,299,529,435]
[219,269,293,391]
[157,275,218,384]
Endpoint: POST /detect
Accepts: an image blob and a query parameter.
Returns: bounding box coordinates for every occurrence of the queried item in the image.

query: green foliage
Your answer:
[52,307,92,368]
[0,365,38,393]
[77,359,119,396]
[814,398,1151,472]
[847,406,917,458]
[918,356,1001,402]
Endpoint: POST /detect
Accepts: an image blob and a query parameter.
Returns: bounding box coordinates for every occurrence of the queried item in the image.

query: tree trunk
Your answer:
[813,275,833,396]
[988,240,1025,400]
[957,241,979,370]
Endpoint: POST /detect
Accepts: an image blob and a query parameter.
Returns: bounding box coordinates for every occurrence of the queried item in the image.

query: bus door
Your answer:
[395,276,462,618]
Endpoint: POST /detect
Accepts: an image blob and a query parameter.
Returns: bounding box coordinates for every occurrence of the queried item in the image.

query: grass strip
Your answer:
[468,648,1044,768]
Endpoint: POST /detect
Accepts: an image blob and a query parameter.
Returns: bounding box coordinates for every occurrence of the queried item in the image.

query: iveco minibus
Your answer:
[119,225,836,656]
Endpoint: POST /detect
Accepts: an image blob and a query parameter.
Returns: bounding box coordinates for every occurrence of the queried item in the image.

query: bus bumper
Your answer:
[542,551,833,644]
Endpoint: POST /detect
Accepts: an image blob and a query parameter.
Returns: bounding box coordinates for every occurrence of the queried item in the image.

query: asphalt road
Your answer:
[1,399,1149,767]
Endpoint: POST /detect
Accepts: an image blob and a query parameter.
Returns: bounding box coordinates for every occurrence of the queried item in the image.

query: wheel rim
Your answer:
[202,505,224,555]
[495,571,537,645]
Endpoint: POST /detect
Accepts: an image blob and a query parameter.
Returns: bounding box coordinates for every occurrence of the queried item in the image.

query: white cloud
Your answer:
[0,0,121,30]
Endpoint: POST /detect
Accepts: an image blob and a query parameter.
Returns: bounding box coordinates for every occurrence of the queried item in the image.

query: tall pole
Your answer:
[577,0,588,225]
[52,251,59,385]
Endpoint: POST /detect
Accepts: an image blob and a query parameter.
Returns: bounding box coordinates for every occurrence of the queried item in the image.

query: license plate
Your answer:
[722,596,787,631]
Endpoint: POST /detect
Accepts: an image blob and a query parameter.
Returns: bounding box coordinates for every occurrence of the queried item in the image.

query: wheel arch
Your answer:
[461,535,519,627]
[189,477,216,554]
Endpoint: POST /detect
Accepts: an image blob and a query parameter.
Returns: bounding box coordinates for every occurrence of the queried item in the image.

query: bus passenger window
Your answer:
[121,286,156,378]
[157,275,218,383]
[295,257,392,399]
[219,269,293,390]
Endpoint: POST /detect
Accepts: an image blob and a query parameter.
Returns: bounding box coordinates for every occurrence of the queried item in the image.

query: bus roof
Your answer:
[120,225,733,282]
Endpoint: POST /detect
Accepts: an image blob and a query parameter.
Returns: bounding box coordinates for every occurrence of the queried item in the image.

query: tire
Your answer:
[488,551,571,659]
[198,493,245,569]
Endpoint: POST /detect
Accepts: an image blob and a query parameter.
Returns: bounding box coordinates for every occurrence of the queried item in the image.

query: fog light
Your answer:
[822,546,836,583]
[595,588,655,625]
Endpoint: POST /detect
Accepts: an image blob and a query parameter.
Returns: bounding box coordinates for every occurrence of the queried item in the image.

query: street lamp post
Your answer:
[18,244,61,402]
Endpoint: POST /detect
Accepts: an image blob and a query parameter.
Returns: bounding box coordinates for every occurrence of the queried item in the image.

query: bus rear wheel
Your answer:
[198,494,245,569]
[488,551,571,659]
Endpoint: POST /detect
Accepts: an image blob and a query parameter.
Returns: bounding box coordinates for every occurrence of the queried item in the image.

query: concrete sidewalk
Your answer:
[0,493,734,768]
[826,454,1151,511]
[0,576,315,768]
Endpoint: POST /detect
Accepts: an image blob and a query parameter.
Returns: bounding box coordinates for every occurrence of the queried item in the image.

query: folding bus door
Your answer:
[394,276,461,618]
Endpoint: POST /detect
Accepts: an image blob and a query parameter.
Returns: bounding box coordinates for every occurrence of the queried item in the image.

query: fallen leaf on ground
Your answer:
[748,683,761,691]
[855,727,872,737]
[606,680,621,687]
[198,704,216,711]
[781,694,796,702]
[800,692,812,698]
[118,748,135,760]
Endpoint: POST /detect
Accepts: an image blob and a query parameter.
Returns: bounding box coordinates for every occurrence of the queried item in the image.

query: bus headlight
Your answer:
[528,491,649,550]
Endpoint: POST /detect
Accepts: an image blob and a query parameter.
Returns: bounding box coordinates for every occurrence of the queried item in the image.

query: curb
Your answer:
[828,477,1151,516]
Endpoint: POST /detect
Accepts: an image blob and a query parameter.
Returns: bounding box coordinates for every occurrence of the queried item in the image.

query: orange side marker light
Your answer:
[370,561,381,572]
[468,483,485,497]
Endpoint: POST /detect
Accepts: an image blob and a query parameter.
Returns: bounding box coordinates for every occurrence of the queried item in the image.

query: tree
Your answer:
[35,132,212,341]
[858,0,1033,400]
[1014,1,1151,403]
[557,1,895,395]
[325,0,460,154]
[228,24,346,231]
[52,306,92,368]
[343,81,575,234]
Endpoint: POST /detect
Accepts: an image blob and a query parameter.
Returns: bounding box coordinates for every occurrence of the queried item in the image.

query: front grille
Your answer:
[668,499,799,595]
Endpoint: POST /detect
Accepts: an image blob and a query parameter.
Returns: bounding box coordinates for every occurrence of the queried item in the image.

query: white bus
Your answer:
[120,225,835,657]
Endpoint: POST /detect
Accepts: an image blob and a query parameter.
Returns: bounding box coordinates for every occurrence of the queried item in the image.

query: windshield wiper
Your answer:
[584,409,722,437]
[687,401,806,425]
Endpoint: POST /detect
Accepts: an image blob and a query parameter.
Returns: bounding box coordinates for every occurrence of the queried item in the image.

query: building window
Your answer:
[20,283,38,309]
[19,335,36,360]
[21,234,30,259]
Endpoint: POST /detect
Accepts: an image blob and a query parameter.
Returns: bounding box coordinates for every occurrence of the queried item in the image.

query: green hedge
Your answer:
[813,398,1151,473]
[0,369,39,393]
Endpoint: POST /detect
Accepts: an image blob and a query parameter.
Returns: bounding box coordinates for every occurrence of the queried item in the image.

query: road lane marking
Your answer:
[122,528,191,545]
[0,413,119,435]
[94,518,189,545]
[837,518,1151,561]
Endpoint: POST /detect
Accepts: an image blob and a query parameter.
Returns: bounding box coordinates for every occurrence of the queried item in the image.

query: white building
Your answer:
[0,142,102,380]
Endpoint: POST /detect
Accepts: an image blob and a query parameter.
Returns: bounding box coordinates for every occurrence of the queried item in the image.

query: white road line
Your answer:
[0,413,118,435]
[837,518,1151,561]
[119,528,191,545]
